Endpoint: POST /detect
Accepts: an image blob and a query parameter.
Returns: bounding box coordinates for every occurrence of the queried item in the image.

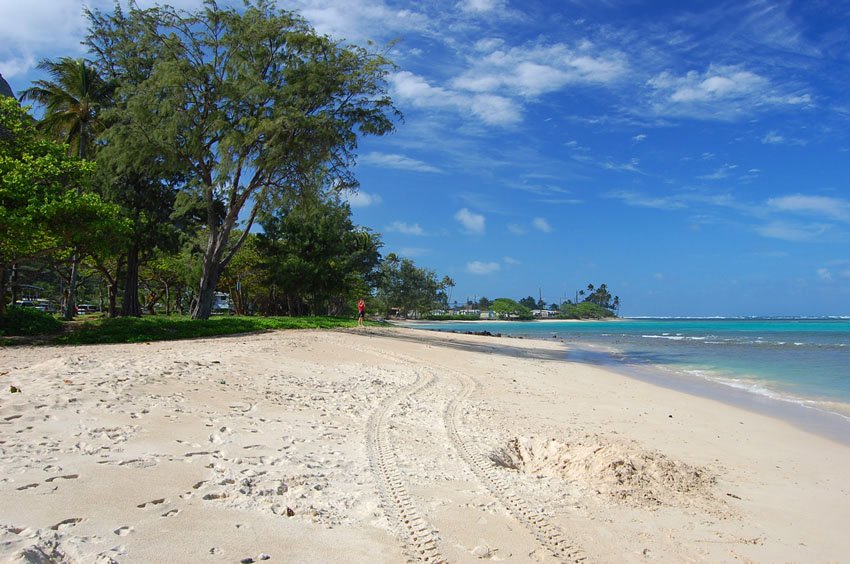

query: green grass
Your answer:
[53,315,367,345]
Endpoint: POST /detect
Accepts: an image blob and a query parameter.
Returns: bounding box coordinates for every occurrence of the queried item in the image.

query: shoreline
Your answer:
[2,327,849,561]
[564,340,850,447]
[401,320,850,446]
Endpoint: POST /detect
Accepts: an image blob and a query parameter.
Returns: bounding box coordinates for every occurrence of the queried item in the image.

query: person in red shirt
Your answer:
[357,298,366,327]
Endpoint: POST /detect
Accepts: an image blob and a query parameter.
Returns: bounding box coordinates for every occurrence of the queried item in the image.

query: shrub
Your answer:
[1,306,63,336]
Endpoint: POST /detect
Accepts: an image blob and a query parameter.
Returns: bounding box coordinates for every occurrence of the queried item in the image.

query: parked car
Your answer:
[15,299,57,312]
[75,304,100,315]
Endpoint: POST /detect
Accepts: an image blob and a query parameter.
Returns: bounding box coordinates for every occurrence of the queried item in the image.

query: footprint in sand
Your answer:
[16,483,40,491]
[114,526,133,536]
[137,498,166,509]
[50,518,82,531]
[161,509,180,517]
[45,474,79,482]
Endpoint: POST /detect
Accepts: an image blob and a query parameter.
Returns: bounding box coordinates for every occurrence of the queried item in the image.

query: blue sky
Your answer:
[3,0,850,316]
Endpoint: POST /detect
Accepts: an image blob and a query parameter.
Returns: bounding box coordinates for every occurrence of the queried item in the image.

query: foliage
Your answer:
[85,0,399,318]
[518,296,537,309]
[0,306,63,336]
[218,233,264,315]
[559,301,615,319]
[0,98,92,263]
[0,98,126,323]
[55,315,366,345]
[256,190,382,316]
[421,314,482,321]
[491,298,533,320]
[19,57,114,159]
[19,57,121,320]
[374,254,449,318]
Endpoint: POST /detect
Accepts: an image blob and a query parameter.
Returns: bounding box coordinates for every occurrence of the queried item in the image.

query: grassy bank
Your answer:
[0,314,368,346]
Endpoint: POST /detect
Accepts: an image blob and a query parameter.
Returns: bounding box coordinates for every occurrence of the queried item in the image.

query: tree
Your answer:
[20,57,114,319]
[0,98,125,324]
[519,295,537,309]
[257,189,382,316]
[492,298,532,320]
[375,254,445,318]
[86,1,399,319]
[441,276,455,308]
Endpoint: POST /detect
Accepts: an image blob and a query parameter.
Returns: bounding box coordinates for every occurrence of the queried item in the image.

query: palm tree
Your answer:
[21,58,113,319]
[21,58,113,159]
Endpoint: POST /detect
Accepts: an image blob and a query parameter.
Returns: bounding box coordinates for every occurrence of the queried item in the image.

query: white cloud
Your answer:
[503,256,520,265]
[603,158,641,173]
[290,0,430,43]
[361,152,441,173]
[390,71,521,126]
[456,0,507,13]
[698,163,737,180]
[454,208,486,233]
[452,42,628,99]
[346,190,383,208]
[755,221,828,242]
[817,268,832,281]
[467,260,501,274]
[532,217,552,233]
[507,223,526,235]
[767,195,850,222]
[605,190,687,210]
[470,93,522,125]
[386,221,426,235]
[647,64,810,120]
[762,131,785,144]
[632,133,647,142]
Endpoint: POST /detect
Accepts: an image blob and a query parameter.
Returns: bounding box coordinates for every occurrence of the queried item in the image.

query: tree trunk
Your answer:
[164,282,170,316]
[10,264,19,305]
[121,242,141,317]
[64,249,80,320]
[191,232,227,320]
[108,278,119,318]
[0,263,7,327]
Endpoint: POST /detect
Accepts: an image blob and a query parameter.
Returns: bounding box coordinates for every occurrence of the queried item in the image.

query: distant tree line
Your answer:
[435,283,620,320]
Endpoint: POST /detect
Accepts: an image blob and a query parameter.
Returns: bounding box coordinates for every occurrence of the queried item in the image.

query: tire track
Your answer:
[364,363,445,563]
[443,369,587,562]
[343,334,588,562]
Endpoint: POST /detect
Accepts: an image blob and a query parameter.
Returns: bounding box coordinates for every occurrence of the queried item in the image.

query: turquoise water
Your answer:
[410,318,850,426]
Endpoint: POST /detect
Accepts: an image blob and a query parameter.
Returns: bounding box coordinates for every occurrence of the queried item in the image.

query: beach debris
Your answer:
[726,492,742,500]
[10,385,21,393]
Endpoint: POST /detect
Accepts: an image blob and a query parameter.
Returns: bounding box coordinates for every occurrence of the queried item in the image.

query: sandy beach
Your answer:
[2,327,849,563]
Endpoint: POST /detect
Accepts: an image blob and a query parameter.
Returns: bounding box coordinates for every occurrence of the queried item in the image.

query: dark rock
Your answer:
[0,73,13,98]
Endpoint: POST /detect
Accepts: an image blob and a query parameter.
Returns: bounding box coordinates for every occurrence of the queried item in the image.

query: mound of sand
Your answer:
[490,435,718,511]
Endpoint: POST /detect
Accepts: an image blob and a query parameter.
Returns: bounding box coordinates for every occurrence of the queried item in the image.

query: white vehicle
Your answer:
[76,304,100,315]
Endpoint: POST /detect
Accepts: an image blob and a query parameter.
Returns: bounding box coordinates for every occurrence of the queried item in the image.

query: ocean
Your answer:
[409,318,850,443]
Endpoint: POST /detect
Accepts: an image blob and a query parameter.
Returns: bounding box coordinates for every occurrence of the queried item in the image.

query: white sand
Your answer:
[2,327,849,562]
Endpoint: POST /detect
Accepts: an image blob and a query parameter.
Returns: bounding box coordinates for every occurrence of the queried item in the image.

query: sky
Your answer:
[2,0,850,316]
